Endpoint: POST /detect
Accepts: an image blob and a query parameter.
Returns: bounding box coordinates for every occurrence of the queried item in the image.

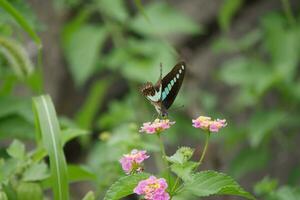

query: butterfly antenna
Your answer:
[159,62,163,80]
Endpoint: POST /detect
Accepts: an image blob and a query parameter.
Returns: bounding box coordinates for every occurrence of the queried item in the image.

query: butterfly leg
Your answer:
[156,112,162,120]
[151,113,158,121]
[152,112,163,120]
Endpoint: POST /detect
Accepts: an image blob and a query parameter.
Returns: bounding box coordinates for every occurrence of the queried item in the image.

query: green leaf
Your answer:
[0,158,19,183]
[130,2,201,36]
[212,30,262,53]
[97,0,128,22]
[23,162,49,181]
[272,186,300,200]
[0,74,16,96]
[63,25,107,85]
[183,171,255,199]
[61,128,89,146]
[219,57,277,108]
[219,57,273,89]
[254,176,278,196]
[62,9,92,46]
[107,38,176,83]
[67,165,96,182]
[82,191,95,200]
[0,191,8,200]
[41,165,96,189]
[0,96,35,140]
[31,147,47,163]
[17,182,43,200]
[276,34,299,81]
[262,14,300,82]
[75,79,110,129]
[32,95,69,200]
[248,110,285,147]
[97,99,135,130]
[104,173,150,200]
[172,192,198,200]
[3,183,17,199]
[0,0,41,47]
[25,69,44,93]
[288,166,300,185]
[0,96,33,121]
[218,0,244,31]
[6,139,25,159]
[0,115,35,140]
[0,36,34,78]
[171,161,198,182]
[166,147,194,164]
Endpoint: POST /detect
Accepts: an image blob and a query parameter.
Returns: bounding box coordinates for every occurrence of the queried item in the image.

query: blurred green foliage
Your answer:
[214,10,300,182]
[254,177,300,200]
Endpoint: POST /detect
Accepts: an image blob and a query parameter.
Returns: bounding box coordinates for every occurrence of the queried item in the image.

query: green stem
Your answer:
[157,132,167,163]
[170,132,211,197]
[170,176,180,195]
[174,184,184,193]
[157,133,170,185]
[280,0,296,26]
[154,151,165,172]
[197,132,210,168]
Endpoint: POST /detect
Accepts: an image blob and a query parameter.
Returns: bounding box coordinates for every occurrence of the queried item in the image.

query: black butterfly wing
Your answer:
[161,62,186,109]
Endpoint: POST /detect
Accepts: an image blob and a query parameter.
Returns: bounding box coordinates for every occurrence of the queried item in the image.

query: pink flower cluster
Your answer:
[139,118,175,134]
[119,149,149,174]
[192,116,227,133]
[134,176,170,200]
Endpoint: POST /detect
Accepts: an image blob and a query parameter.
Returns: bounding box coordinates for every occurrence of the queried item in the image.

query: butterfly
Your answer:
[140,61,186,117]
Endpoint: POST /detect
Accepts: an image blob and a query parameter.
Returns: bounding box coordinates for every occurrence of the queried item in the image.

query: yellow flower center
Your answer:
[145,182,160,193]
[197,116,211,121]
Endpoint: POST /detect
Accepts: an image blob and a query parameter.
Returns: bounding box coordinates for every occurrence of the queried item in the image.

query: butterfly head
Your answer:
[140,82,156,97]
[140,82,166,116]
[161,110,168,118]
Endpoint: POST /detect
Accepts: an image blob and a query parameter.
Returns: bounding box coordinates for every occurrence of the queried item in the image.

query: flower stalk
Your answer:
[197,131,210,168]
[157,132,167,162]
[280,0,296,26]
[170,177,180,197]
[157,132,171,186]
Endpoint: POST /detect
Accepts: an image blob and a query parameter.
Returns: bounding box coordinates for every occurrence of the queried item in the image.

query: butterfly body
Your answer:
[141,62,186,117]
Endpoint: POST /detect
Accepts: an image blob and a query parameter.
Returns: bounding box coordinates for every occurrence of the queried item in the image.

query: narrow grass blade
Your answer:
[0,0,41,48]
[32,95,69,200]
[75,79,110,129]
[133,0,150,23]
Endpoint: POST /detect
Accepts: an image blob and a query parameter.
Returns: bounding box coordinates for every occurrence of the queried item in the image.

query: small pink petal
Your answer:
[192,116,227,133]
[119,150,149,174]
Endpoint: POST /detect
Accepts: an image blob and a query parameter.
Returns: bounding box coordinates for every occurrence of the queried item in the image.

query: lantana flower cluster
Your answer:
[134,176,170,200]
[120,150,169,200]
[192,116,227,133]
[139,118,175,134]
[118,115,226,200]
[119,149,149,174]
